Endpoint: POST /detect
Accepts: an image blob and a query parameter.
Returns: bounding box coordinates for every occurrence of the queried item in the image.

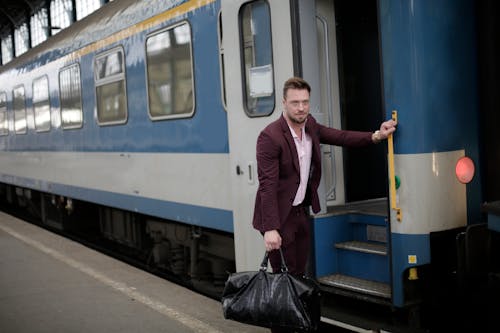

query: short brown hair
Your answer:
[283,77,311,99]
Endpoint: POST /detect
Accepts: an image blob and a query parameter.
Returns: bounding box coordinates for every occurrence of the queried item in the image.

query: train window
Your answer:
[0,92,7,136]
[94,47,128,125]
[33,76,51,132]
[145,21,194,120]
[13,86,27,134]
[239,0,275,117]
[59,64,83,129]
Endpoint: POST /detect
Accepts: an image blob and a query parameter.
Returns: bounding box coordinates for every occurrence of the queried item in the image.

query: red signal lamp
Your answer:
[455,156,475,184]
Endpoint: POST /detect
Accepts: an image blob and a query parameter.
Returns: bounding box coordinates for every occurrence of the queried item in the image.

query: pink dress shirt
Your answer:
[288,124,312,206]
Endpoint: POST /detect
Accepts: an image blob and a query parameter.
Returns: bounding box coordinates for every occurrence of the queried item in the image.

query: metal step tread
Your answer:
[318,274,391,299]
[335,240,387,255]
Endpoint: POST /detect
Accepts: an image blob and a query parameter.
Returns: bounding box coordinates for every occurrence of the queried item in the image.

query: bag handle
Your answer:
[260,249,288,273]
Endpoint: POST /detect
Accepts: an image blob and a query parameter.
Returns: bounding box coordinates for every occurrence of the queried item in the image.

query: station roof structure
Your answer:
[0,0,46,35]
[0,0,112,66]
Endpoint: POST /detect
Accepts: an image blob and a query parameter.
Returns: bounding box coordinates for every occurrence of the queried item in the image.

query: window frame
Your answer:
[59,63,84,130]
[33,75,51,133]
[238,0,275,118]
[94,45,128,126]
[30,8,49,47]
[217,11,227,111]
[13,85,27,135]
[0,91,8,136]
[145,20,196,121]
[1,35,14,65]
[50,0,74,35]
[14,23,29,57]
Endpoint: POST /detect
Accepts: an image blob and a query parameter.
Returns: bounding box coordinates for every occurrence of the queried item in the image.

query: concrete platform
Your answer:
[0,211,267,333]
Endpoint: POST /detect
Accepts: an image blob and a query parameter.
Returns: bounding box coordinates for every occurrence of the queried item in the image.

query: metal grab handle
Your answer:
[388,110,402,222]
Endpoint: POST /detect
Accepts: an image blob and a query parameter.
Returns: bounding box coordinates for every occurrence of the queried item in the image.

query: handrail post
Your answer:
[388,110,402,222]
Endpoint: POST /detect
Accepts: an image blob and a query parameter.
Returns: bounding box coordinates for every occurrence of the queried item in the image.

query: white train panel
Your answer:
[391,150,467,234]
[0,151,231,211]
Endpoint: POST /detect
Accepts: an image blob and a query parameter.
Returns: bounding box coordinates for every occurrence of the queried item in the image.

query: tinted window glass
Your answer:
[33,76,51,132]
[240,1,275,116]
[94,48,127,125]
[13,86,27,134]
[146,22,194,120]
[0,92,8,136]
[59,64,83,129]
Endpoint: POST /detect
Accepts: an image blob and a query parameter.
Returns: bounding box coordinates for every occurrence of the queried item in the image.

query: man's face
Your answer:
[283,88,310,125]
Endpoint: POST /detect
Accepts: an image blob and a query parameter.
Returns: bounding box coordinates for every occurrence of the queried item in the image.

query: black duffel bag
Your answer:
[221,249,321,332]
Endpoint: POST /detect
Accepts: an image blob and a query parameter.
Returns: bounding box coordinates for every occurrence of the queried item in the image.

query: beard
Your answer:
[289,113,307,124]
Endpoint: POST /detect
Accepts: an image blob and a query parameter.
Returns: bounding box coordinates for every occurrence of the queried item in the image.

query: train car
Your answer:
[1,0,499,331]
[0,0,235,290]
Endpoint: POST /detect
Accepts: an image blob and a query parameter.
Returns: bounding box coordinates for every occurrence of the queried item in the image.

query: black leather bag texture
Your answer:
[221,249,321,331]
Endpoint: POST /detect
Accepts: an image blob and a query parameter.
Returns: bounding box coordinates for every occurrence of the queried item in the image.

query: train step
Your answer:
[334,240,390,282]
[335,240,387,255]
[318,273,391,299]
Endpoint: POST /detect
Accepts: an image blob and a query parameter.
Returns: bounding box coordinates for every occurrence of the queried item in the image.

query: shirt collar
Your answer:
[284,114,307,139]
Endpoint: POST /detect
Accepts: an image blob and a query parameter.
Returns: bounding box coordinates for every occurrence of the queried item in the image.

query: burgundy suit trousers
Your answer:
[268,205,311,333]
[268,205,310,275]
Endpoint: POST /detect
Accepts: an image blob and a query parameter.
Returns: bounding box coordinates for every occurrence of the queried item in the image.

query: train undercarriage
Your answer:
[0,183,235,298]
[2,182,500,332]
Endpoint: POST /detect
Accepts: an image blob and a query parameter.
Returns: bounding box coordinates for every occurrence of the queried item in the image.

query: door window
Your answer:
[239,0,274,117]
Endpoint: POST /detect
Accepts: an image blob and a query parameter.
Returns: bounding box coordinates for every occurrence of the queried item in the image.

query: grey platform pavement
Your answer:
[0,211,267,333]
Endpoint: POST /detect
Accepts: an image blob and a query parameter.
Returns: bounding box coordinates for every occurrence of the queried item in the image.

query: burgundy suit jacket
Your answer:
[252,114,374,233]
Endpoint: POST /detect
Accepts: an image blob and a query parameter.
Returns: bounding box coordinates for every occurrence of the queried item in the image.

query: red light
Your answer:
[455,157,475,184]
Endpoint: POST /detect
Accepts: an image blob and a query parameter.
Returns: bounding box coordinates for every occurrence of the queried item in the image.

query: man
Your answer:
[252,77,396,277]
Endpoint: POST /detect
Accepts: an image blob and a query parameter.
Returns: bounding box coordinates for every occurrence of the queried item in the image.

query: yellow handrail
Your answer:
[388,110,402,222]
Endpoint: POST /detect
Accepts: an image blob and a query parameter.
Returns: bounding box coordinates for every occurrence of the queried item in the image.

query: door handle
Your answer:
[247,162,255,185]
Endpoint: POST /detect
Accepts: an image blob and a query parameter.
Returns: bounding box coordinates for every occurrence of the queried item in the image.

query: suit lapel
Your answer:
[305,118,321,167]
[280,116,300,174]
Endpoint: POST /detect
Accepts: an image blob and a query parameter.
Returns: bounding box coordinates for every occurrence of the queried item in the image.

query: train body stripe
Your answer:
[68,0,216,61]
[0,151,233,232]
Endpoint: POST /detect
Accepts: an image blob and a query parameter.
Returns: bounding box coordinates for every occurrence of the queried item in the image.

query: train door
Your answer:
[314,0,346,206]
[294,0,387,209]
[220,0,296,271]
[314,0,387,205]
[305,0,394,308]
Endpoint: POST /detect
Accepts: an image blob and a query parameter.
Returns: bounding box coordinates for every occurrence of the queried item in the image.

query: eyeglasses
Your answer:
[288,100,310,108]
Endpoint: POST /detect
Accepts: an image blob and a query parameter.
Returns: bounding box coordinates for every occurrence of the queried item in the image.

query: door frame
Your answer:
[221,0,296,271]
